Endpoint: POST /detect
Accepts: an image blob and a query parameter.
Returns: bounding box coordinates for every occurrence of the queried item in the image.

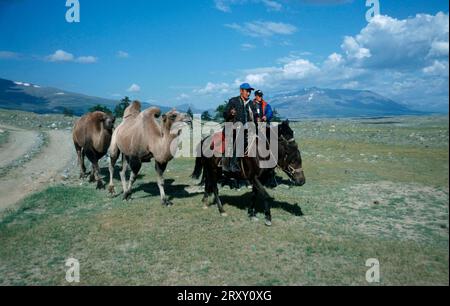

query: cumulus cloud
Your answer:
[225,21,297,38]
[194,82,231,95]
[46,49,97,64]
[127,84,141,93]
[47,50,74,62]
[197,12,449,112]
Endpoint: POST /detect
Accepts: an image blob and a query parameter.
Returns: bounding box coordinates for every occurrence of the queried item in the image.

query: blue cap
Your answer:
[240,83,254,91]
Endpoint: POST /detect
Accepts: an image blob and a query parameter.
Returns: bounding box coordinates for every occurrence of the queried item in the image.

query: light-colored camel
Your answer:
[73,111,116,188]
[108,101,191,204]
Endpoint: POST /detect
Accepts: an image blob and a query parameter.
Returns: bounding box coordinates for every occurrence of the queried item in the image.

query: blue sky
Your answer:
[0,0,448,111]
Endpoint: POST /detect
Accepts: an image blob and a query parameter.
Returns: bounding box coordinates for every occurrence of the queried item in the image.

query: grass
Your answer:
[0,115,448,285]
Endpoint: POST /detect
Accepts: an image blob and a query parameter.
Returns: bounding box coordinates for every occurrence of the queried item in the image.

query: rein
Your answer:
[278,135,303,178]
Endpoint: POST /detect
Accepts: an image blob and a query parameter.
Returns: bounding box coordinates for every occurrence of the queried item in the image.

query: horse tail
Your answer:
[191,156,203,180]
[191,140,204,180]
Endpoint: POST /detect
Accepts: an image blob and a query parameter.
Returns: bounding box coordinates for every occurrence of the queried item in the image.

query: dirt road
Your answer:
[0,125,39,169]
[0,129,76,211]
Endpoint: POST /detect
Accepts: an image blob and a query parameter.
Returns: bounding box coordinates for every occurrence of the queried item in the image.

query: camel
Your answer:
[73,111,116,189]
[108,101,192,205]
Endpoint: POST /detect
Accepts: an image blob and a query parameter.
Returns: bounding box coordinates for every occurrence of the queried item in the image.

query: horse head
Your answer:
[277,120,306,186]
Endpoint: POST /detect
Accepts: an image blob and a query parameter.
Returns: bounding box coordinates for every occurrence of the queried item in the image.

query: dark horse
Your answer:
[191,120,305,226]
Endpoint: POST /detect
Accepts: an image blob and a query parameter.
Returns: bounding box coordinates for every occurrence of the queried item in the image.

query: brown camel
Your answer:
[108,101,192,204]
[73,111,116,189]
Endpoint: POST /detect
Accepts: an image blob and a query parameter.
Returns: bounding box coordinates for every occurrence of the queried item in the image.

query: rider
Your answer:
[251,90,273,124]
[222,83,254,173]
[252,90,277,187]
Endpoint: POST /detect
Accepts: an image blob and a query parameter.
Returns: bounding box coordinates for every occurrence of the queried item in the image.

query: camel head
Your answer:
[101,113,116,131]
[162,109,192,137]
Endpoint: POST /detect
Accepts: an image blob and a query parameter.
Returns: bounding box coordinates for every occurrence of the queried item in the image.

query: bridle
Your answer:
[278,134,303,179]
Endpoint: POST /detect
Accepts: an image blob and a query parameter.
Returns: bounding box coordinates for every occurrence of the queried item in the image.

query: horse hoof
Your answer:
[250,216,259,222]
[163,200,173,207]
[220,212,228,217]
[265,219,272,227]
[96,181,105,190]
[203,205,209,210]
[123,192,132,201]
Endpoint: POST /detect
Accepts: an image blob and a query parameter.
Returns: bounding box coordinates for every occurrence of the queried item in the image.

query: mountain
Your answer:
[269,87,426,118]
[0,78,178,115]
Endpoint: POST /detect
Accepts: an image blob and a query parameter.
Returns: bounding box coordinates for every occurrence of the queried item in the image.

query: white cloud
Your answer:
[215,0,282,12]
[46,49,97,64]
[195,82,231,95]
[127,84,141,93]
[341,13,449,70]
[241,43,256,51]
[226,21,297,38]
[117,51,130,58]
[423,60,449,76]
[47,50,74,62]
[428,41,449,58]
[341,36,371,60]
[200,12,449,112]
[76,56,98,64]
[261,0,282,11]
[0,51,19,59]
[176,93,190,100]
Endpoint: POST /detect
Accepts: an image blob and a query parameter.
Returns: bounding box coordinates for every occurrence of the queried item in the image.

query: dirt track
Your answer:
[0,125,39,169]
[0,129,76,211]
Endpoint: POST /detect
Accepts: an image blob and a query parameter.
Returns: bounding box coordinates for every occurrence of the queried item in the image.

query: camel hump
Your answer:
[124,101,142,119]
[143,107,162,118]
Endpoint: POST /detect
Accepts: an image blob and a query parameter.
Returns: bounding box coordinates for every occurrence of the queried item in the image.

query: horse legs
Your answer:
[202,192,209,209]
[248,186,258,221]
[213,186,226,216]
[253,177,272,226]
[123,158,142,201]
[75,144,87,179]
[155,161,172,206]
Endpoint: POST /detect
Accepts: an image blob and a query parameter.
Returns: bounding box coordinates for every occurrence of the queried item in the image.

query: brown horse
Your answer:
[73,111,116,189]
[108,101,192,204]
[192,120,305,226]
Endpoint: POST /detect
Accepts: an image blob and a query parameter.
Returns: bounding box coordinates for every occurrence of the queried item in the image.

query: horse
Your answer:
[191,120,305,226]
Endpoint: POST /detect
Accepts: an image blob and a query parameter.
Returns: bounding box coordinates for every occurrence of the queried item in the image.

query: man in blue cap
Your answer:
[222,83,255,173]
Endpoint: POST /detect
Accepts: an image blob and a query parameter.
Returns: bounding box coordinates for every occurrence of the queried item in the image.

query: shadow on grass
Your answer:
[133,179,201,201]
[219,193,304,217]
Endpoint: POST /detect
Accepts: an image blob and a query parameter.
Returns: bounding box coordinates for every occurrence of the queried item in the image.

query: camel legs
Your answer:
[119,155,129,197]
[91,160,104,189]
[108,145,120,195]
[123,157,142,201]
[75,144,87,179]
[155,161,172,206]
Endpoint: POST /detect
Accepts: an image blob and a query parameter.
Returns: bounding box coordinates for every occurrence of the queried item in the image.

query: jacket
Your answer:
[223,96,253,124]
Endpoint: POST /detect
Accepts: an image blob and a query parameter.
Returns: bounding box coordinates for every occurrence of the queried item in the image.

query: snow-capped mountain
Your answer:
[269,87,426,118]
